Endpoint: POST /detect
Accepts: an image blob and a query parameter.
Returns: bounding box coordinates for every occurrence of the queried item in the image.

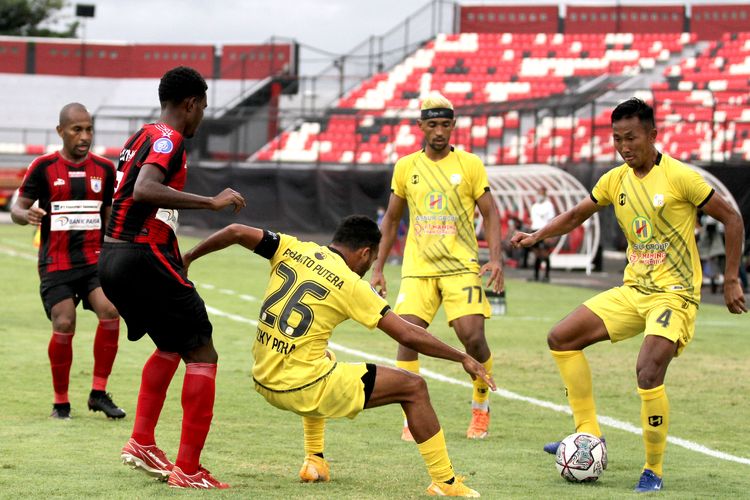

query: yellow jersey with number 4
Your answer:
[591,152,714,304]
[252,234,389,392]
[392,148,490,278]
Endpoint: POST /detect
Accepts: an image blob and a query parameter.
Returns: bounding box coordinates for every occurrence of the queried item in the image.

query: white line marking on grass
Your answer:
[196,282,257,302]
[205,305,258,326]
[203,302,750,467]
[0,245,37,262]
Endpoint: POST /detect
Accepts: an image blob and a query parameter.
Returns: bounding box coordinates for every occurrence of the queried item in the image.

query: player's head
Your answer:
[611,98,657,170]
[56,102,93,162]
[331,215,381,277]
[418,92,455,154]
[158,66,208,137]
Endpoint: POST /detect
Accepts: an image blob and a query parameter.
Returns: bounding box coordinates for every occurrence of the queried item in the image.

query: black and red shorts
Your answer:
[98,242,212,353]
[39,264,100,320]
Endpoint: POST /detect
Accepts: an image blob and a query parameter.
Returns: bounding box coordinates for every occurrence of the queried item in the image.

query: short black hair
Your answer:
[158,66,207,106]
[332,215,381,250]
[611,97,655,129]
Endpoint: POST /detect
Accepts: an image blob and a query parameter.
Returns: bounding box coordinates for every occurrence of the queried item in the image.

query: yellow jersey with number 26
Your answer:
[252,234,389,392]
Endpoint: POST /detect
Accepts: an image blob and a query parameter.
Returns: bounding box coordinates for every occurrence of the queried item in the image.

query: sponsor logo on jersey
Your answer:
[53,178,66,186]
[411,174,420,185]
[50,213,102,231]
[90,177,102,193]
[618,193,626,206]
[450,173,461,185]
[154,208,179,233]
[632,216,652,243]
[652,193,665,207]
[425,191,446,213]
[314,251,326,260]
[50,200,102,213]
[68,171,86,178]
[153,137,174,154]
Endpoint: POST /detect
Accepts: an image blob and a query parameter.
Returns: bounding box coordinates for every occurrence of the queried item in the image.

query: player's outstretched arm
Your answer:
[134,164,246,212]
[477,191,504,292]
[701,194,747,314]
[377,311,496,389]
[511,196,600,249]
[10,196,46,226]
[182,224,264,272]
[371,194,406,298]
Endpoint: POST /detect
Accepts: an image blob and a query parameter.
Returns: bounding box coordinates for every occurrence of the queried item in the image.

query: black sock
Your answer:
[534,258,541,279]
[90,389,106,397]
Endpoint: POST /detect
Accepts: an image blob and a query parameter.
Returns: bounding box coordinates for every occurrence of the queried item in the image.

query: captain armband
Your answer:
[254,230,281,259]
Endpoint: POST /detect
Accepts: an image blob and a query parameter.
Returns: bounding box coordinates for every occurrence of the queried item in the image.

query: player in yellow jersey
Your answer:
[371,92,504,441]
[183,215,496,497]
[511,98,746,493]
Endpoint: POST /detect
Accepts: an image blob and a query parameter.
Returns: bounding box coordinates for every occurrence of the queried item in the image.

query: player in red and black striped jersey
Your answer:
[99,67,245,489]
[11,103,126,420]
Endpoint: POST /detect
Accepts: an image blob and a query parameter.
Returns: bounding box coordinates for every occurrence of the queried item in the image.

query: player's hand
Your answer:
[510,231,537,248]
[480,260,504,293]
[461,354,496,391]
[211,188,246,213]
[723,279,748,314]
[26,206,47,226]
[370,269,387,298]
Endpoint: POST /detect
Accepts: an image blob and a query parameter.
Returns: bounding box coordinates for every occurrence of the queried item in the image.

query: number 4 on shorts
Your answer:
[656,308,672,328]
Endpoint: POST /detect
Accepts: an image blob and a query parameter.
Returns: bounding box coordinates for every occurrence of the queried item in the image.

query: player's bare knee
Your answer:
[52,316,75,333]
[404,371,429,400]
[182,343,218,364]
[636,365,665,389]
[547,327,564,351]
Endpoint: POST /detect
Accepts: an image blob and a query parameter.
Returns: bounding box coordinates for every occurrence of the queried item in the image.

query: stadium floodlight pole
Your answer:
[75,4,95,76]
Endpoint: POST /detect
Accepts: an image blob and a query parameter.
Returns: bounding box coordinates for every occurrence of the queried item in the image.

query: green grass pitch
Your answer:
[0,223,748,498]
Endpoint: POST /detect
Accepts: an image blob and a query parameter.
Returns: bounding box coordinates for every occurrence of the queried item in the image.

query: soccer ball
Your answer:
[555,432,607,483]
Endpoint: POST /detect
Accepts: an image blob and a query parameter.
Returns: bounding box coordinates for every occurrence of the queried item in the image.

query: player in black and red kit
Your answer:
[11,103,126,420]
[98,66,245,489]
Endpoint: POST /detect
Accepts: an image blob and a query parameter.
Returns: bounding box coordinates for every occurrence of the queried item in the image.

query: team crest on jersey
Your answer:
[411,174,420,185]
[632,216,653,243]
[90,177,102,193]
[153,137,174,154]
[652,194,665,207]
[618,193,626,206]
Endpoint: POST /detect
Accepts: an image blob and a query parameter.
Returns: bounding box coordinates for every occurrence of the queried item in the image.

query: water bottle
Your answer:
[486,290,506,316]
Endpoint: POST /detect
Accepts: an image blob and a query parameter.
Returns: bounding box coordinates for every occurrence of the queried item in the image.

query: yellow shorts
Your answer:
[584,286,698,357]
[394,273,491,325]
[254,362,368,419]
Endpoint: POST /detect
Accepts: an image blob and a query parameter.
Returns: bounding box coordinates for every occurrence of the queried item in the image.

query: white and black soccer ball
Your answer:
[555,432,607,483]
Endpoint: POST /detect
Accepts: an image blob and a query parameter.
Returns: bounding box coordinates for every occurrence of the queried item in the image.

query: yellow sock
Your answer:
[302,417,325,456]
[638,385,669,477]
[396,360,420,425]
[472,354,493,410]
[550,350,602,437]
[416,428,454,483]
